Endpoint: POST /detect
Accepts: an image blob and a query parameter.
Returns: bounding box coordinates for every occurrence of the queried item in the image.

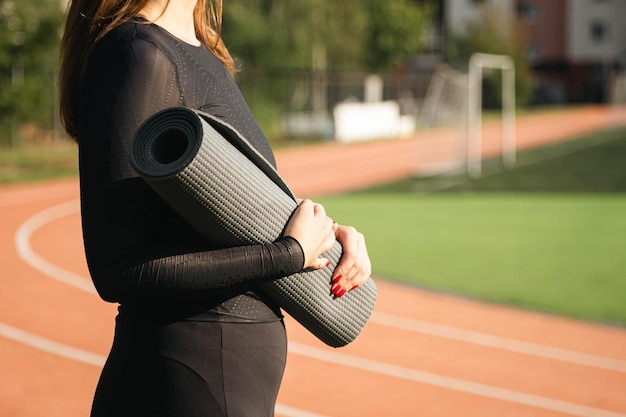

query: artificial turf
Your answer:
[318,127,626,325]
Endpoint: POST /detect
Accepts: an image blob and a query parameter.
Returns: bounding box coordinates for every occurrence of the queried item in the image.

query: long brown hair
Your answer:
[58,0,235,139]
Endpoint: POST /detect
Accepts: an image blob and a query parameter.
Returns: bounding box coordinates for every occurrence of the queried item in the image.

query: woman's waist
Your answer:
[119,291,282,324]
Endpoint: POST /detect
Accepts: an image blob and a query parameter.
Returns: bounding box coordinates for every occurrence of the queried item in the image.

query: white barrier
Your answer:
[333,101,415,143]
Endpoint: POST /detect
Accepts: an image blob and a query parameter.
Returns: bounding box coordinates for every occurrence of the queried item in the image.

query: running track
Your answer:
[1,106,625,417]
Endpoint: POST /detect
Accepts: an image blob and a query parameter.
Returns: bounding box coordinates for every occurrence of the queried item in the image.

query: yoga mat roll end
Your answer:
[131,107,203,180]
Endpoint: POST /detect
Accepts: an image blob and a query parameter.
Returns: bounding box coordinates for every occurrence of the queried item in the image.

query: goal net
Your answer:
[416,53,516,178]
[415,63,469,176]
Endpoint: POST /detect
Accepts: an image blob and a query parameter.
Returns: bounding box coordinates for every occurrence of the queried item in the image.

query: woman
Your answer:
[58,0,371,416]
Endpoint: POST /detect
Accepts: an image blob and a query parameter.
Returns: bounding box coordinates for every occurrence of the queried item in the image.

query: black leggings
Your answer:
[90,313,287,417]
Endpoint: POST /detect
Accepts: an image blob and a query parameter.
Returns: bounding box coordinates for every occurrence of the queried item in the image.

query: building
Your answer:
[433,0,626,104]
[517,0,626,103]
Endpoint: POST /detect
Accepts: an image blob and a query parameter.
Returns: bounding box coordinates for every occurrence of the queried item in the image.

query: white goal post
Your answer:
[467,53,516,177]
[610,69,626,127]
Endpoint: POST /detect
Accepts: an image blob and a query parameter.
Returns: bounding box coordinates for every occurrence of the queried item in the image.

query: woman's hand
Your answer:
[283,199,336,270]
[330,224,371,298]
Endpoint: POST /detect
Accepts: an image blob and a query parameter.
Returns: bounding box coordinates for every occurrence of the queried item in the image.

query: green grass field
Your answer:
[0,140,78,184]
[318,127,626,325]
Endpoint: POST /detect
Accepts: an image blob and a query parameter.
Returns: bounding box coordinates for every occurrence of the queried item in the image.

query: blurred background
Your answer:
[1,0,625,322]
[1,0,625,319]
[1,0,624,147]
[1,1,625,416]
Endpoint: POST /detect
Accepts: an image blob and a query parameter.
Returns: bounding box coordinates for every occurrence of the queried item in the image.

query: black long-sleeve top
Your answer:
[77,19,304,321]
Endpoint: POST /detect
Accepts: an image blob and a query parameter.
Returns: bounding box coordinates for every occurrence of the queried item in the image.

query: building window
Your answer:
[517,3,539,22]
[527,44,540,64]
[590,20,608,43]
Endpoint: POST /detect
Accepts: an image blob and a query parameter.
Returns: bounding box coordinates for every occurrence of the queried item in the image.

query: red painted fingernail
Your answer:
[326,261,331,267]
[331,285,346,297]
[332,275,342,284]
[351,285,358,290]
[337,289,346,298]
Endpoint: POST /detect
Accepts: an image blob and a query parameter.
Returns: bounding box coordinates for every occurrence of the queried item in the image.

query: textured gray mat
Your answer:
[130,107,376,347]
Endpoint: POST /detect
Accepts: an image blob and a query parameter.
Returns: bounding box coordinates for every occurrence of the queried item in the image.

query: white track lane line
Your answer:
[14,199,97,295]
[15,201,626,375]
[0,322,331,417]
[10,200,332,417]
[3,319,625,417]
[11,199,626,417]
[289,342,626,417]
[371,312,626,373]
[274,405,333,417]
[0,321,105,367]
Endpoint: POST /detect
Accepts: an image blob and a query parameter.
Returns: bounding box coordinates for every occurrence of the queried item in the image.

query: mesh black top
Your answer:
[76,19,304,322]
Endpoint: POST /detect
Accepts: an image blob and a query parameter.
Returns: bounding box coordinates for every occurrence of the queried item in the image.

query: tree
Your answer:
[363,0,432,72]
[223,0,431,72]
[220,1,434,139]
[0,0,64,146]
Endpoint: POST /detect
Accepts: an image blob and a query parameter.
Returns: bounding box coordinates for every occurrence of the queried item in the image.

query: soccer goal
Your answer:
[416,53,516,178]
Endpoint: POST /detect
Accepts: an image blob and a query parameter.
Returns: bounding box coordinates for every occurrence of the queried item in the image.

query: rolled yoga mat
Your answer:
[130,107,377,347]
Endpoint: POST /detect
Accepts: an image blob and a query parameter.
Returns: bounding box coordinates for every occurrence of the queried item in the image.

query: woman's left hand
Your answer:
[330,223,371,298]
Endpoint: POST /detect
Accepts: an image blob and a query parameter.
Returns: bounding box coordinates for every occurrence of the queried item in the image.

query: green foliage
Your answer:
[224,1,365,70]
[445,3,533,108]
[223,1,433,139]
[0,0,64,146]
[0,1,434,146]
[223,1,431,72]
[363,0,432,72]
